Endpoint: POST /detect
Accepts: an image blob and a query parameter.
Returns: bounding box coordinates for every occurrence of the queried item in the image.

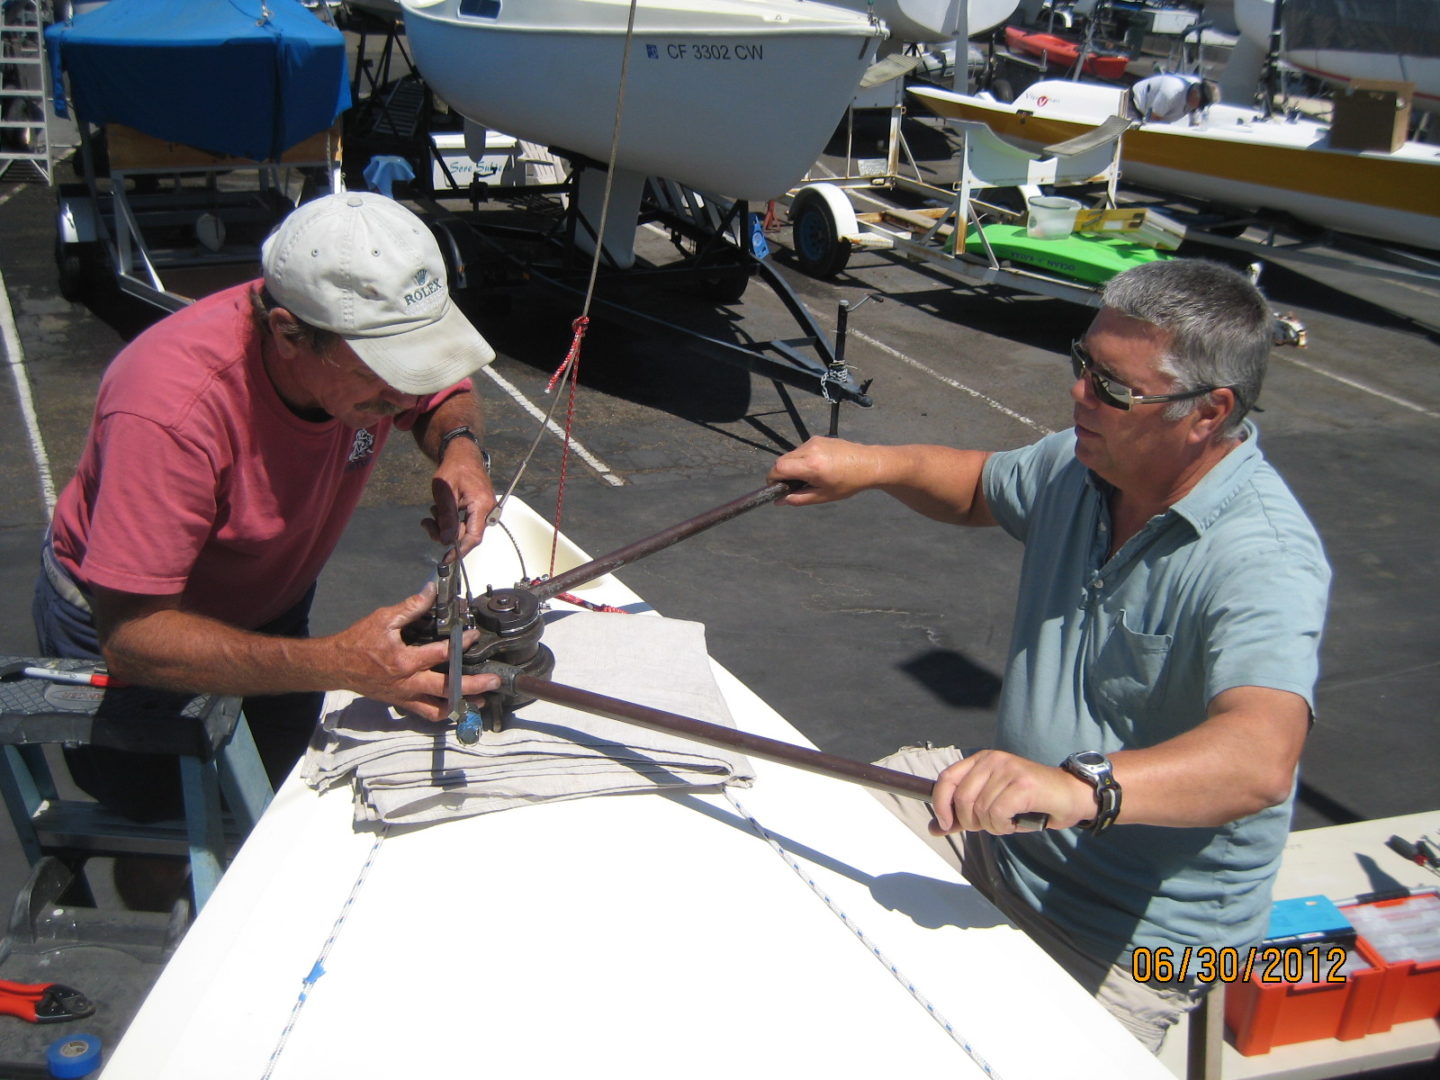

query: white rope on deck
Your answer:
[254,785,1004,1077]
[723,789,1006,1080]
[260,828,389,1080]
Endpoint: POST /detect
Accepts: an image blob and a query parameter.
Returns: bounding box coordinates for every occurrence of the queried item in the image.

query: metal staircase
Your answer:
[1,0,54,182]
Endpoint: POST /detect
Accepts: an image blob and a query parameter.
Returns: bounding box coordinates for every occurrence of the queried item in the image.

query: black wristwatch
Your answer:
[438,426,490,473]
[1061,751,1122,834]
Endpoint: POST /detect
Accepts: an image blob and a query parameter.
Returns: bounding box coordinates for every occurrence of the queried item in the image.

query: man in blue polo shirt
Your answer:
[766,259,1330,1052]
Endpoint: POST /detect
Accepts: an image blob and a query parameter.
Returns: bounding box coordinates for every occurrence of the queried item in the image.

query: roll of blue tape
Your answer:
[46,1033,102,1079]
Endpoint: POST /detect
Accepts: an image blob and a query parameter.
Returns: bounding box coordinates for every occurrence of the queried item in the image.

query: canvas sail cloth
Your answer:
[46,0,351,160]
[304,612,755,826]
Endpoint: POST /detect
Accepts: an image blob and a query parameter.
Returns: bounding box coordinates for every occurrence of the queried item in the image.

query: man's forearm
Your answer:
[875,445,996,526]
[95,587,496,722]
[934,688,1309,836]
[1106,687,1309,828]
[100,607,352,696]
[415,390,485,462]
[770,439,996,526]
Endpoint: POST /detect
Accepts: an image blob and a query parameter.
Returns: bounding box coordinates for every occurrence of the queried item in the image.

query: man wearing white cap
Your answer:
[34,192,503,823]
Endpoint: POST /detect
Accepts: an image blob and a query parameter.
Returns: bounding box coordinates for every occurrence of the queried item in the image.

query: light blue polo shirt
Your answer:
[980,422,1330,967]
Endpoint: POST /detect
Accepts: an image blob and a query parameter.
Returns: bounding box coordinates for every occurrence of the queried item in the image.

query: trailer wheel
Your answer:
[426,219,471,294]
[55,236,96,303]
[692,251,753,303]
[790,189,851,279]
[0,97,43,153]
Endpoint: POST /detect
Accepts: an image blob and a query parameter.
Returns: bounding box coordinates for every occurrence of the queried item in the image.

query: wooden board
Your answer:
[105,124,341,171]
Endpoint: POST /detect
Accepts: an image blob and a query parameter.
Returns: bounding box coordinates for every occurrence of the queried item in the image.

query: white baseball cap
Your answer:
[261,192,495,394]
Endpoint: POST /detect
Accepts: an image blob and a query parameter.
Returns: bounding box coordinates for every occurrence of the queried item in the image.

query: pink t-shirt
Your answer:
[50,281,468,629]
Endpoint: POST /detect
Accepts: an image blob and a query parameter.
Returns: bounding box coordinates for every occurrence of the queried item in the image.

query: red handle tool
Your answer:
[0,979,96,1023]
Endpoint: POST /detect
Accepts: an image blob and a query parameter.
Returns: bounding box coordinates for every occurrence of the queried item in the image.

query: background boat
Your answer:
[398,0,885,203]
[828,0,956,43]
[46,0,349,161]
[1235,0,1440,114]
[909,78,1440,251]
[1002,24,1132,79]
[823,0,1020,41]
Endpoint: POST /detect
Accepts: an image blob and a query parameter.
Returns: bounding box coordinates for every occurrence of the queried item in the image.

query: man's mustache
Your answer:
[356,400,403,416]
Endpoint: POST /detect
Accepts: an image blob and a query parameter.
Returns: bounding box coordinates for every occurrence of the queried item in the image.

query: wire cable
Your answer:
[488,0,642,545]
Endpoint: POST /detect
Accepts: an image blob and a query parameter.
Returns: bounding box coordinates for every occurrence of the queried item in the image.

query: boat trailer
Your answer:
[785,112,1157,301]
[53,120,340,313]
[783,105,1307,347]
[417,155,875,434]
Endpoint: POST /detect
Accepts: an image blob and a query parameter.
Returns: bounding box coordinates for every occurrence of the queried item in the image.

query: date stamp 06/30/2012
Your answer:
[1131,944,1351,985]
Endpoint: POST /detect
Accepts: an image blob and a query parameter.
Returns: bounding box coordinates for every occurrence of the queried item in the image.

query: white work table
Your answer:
[102,499,1167,1079]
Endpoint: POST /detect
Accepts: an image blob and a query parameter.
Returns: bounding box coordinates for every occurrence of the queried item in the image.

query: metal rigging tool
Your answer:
[415,479,556,745]
[407,479,1047,830]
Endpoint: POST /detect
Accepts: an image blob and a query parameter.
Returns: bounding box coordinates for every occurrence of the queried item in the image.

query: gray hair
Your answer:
[249,284,341,357]
[1100,259,1271,437]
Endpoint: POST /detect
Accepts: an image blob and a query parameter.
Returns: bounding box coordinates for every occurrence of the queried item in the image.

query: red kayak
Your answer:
[1004,26,1130,81]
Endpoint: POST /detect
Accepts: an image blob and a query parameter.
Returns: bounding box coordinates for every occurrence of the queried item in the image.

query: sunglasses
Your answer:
[1070,340,1220,411]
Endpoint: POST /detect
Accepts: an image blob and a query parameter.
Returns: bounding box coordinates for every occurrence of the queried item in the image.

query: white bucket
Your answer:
[1027,196,1083,239]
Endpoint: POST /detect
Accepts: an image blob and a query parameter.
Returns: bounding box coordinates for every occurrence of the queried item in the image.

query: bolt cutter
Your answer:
[0,979,95,1023]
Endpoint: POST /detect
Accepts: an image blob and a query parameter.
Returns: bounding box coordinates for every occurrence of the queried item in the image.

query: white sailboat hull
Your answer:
[96,494,1173,1080]
[825,0,1019,41]
[1283,49,1440,113]
[910,79,1440,251]
[400,0,886,200]
[1235,0,1440,114]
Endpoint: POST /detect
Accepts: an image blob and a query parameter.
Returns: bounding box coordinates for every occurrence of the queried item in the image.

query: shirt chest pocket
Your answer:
[1089,610,1174,730]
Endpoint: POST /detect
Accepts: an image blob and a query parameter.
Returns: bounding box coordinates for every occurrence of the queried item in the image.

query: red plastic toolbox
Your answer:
[1340,892,1440,1032]
[1225,937,1387,1056]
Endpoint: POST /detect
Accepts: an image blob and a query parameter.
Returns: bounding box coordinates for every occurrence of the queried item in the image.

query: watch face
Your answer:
[1073,751,1107,768]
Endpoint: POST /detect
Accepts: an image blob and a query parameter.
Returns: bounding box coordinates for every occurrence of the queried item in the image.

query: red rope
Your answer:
[545,315,589,393]
[526,580,631,614]
[547,316,589,576]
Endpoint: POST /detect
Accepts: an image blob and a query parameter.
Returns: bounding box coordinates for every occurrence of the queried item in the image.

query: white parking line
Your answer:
[0,268,58,513]
[848,328,1054,435]
[478,364,626,486]
[1278,353,1440,419]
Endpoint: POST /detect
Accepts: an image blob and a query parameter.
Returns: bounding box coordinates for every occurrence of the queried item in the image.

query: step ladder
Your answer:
[0,0,55,182]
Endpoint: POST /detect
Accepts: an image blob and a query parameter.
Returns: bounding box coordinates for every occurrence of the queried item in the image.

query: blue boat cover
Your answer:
[46,0,351,161]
